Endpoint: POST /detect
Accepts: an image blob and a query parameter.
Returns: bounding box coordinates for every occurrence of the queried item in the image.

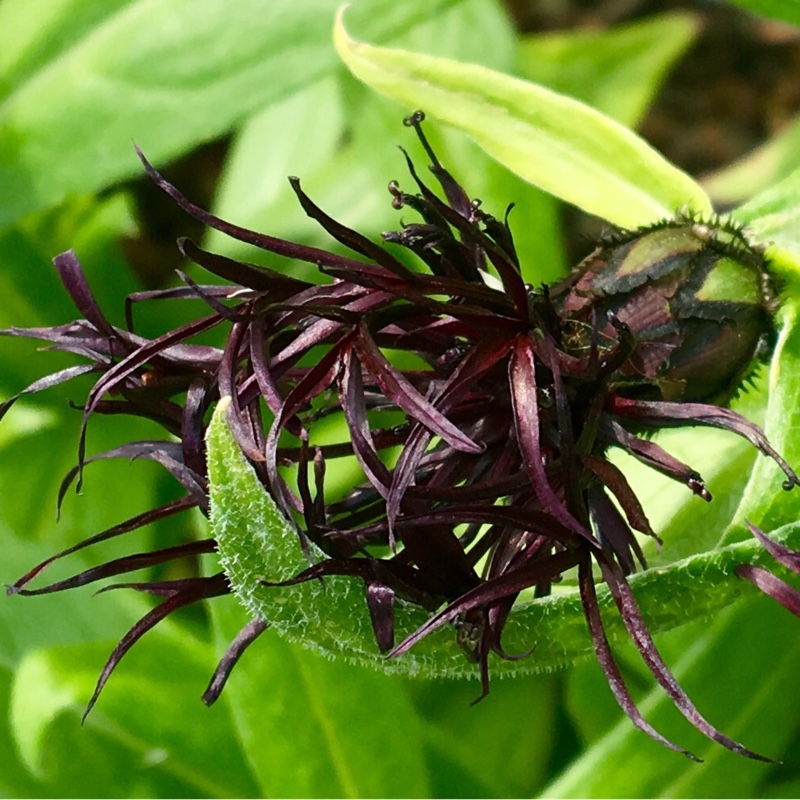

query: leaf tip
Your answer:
[333,4,355,60]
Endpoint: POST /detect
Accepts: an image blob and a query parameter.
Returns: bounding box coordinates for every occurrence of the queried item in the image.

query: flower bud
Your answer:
[554,215,777,404]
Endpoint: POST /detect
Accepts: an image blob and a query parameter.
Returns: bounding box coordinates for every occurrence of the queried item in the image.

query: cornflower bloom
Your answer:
[3,112,799,760]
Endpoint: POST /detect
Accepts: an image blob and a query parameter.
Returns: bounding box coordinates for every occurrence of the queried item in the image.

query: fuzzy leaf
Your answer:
[207,395,800,676]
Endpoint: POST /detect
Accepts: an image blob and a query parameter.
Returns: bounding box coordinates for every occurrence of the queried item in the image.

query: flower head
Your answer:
[4,112,799,760]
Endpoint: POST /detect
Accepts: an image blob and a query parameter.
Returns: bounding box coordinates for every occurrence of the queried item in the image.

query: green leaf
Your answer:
[723,0,800,26]
[724,299,800,538]
[732,165,800,265]
[210,597,431,799]
[410,675,559,798]
[517,12,699,129]
[334,8,712,229]
[0,0,461,230]
[705,114,800,206]
[206,394,800,677]
[10,630,259,797]
[546,596,800,797]
[0,667,44,797]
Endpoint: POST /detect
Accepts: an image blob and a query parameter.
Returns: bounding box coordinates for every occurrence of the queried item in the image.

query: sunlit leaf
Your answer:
[334,9,712,228]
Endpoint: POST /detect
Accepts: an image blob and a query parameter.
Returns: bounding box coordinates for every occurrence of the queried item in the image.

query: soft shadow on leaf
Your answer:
[410,674,559,798]
[0,668,43,798]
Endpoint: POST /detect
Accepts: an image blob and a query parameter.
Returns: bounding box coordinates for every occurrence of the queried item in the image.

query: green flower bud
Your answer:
[554,214,778,404]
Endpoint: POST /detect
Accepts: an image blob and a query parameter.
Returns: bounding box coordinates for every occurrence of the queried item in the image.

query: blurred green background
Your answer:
[3,0,800,796]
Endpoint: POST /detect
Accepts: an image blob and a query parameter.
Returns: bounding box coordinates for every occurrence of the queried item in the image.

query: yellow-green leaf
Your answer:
[334,8,712,229]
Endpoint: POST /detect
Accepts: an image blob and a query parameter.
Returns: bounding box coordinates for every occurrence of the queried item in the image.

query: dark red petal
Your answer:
[588,485,648,574]
[366,582,396,654]
[600,418,711,501]
[578,556,698,759]
[269,289,390,370]
[182,380,210,478]
[598,553,772,761]
[11,540,216,596]
[82,574,229,720]
[136,145,375,274]
[265,333,354,519]
[58,441,207,513]
[608,397,799,491]
[355,323,483,454]
[338,344,392,498]
[217,320,265,464]
[175,270,243,321]
[509,335,594,542]
[53,250,119,341]
[735,564,800,616]
[390,549,581,658]
[399,149,529,317]
[202,618,270,706]
[404,111,473,217]
[7,496,196,594]
[77,313,223,490]
[289,176,416,281]
[583,454,654,536]
[0,364,101,422]
[178,236,309,295]
[745,522,800,575]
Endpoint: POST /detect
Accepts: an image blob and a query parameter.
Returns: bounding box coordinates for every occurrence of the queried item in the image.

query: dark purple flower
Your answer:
[3,111,798,760]
[735,523,800,617]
